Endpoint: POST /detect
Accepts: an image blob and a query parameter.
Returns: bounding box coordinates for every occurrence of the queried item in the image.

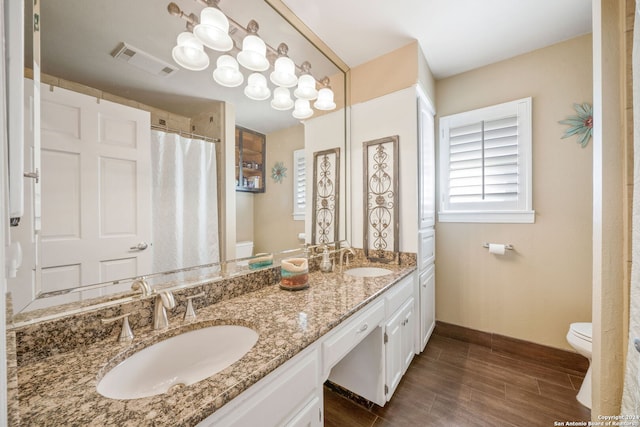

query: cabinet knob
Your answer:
[357,323,368,333]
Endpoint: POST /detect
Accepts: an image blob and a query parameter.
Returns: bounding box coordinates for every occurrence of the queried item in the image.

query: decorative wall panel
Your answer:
[363,136,399,262]
[312,148,340,245]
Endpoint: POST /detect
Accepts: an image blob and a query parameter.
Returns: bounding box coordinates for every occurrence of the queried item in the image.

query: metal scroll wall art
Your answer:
[312,148,340,245]
[363,136,399,262]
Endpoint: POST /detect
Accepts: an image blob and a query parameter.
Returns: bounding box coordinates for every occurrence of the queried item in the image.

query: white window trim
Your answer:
[438,97,535,224]
[292,149,306,221]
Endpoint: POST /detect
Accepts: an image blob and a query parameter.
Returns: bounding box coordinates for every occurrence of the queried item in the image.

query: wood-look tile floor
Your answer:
[324,333,590,427]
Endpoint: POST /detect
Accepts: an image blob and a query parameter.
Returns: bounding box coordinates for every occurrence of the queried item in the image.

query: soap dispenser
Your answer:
[320,245,332,272]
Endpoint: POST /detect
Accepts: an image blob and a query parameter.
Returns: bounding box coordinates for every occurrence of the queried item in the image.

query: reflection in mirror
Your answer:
[9,0,345,317]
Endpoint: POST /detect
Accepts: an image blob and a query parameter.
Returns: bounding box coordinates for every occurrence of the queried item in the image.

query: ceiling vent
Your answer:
[111,42,178,78]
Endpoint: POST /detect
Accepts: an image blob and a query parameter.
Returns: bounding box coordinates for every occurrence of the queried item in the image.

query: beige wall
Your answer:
[351,42,422,105]
[435,34,593,350]
[254,125,305,254]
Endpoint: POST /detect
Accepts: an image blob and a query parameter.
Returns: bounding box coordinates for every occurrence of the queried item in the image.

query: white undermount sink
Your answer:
[97,325,258,400]
[345,267,393,277]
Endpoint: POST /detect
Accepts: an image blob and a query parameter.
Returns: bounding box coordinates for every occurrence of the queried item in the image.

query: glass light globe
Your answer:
[244,73,270,100]
[292,99,313,119]
[271,87,294,110]
[193,7,233,52]
[172,32,210,71]
[213,55,243,87]
[314,87,336,111]
[270,57,298,88]
[237,35,269,72]
[294,74,318,100]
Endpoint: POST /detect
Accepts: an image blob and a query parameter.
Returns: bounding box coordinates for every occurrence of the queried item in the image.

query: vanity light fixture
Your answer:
[295,76,318,100]
[294,61,318,100]
[237,20,270,72]
[244,72,271,100]
[213,54,243,87]
[314,77,336,111]
[171,31,210,71]
[271,87,294,110]
[167,1,337,116]
[270,43,298,88]
[193,6,234,51]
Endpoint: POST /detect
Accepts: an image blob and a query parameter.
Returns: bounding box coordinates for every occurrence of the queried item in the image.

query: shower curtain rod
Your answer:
[151,124,221,143]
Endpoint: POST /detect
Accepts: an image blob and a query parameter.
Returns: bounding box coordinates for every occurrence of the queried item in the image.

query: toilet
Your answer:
[566,322,592,409]
[236,241,254,259]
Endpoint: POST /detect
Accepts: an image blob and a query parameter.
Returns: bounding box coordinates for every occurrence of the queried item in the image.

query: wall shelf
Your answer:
[236,126,266,193]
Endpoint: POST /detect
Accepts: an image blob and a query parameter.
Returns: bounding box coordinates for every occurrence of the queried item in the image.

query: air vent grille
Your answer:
[111,42,178,78]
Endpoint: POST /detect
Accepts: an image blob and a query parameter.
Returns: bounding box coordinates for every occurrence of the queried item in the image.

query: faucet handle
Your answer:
[102,313,134,342]
[184,292,206,320]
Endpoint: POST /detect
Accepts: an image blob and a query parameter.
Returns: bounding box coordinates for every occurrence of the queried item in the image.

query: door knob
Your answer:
[129,242,149,251]
[634,338,640,354]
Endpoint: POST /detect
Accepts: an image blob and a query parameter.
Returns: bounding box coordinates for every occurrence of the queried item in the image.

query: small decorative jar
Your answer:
[280,258,309,291]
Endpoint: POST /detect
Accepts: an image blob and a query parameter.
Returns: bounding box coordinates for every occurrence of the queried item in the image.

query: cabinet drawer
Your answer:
[419,229,435,271]
[385,275,414,317]
[323,299,385,370]
[203,349,318,427]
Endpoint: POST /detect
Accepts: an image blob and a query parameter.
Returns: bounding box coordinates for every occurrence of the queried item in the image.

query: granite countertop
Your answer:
[15,264,416,426]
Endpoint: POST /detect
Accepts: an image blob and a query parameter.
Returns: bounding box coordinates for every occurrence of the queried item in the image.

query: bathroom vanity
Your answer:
[9,259,426,426]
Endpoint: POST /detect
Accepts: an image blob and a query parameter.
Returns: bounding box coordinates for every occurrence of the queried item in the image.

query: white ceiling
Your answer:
[282,0,593,79]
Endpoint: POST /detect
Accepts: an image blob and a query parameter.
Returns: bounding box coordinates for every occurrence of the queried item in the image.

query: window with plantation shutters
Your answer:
[293,149,306,220]
[439,97,534,223]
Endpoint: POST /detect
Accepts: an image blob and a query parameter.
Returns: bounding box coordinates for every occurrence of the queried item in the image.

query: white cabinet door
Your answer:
[39,85,151,300]
[385,297,415,401]
[418,229,435,271]
[419,265,436,352]
[417,86,435,229]
[385,303,404,400]
[401,297,416,373]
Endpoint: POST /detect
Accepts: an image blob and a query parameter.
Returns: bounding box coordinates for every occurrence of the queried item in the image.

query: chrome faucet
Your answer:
[338,245,356,272]
[153,291,175,330]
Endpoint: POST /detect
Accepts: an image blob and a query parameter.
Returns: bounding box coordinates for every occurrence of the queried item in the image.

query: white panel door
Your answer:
[39,85,151,295]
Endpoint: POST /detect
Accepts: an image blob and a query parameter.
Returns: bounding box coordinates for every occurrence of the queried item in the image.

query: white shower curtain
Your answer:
[622,2,640,415]
[150,130,220,273]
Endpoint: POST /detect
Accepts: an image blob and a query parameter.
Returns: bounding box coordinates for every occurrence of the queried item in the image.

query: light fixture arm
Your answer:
[167,2,199,31]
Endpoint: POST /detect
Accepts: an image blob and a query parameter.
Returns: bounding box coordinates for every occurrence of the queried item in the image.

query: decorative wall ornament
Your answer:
[363,136,399,263]
[559,102,593,148]
[312,148,340,245]
[271,161,287,183]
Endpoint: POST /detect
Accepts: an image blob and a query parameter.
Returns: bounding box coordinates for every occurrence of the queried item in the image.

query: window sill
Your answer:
[438,210,535,224]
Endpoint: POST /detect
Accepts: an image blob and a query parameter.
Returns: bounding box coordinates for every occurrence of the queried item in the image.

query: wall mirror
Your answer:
[9,0,346,317]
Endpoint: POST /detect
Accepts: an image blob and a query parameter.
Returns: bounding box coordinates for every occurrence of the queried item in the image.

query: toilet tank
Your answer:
[236,241,254,258]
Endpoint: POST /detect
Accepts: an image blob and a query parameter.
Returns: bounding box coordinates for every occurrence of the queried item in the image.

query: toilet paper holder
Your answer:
[482,243,514,251]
